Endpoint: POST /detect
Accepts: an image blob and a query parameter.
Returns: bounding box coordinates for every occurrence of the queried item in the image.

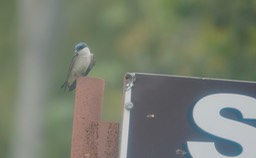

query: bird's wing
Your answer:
[61,52,78,91]
[84,53,95,76]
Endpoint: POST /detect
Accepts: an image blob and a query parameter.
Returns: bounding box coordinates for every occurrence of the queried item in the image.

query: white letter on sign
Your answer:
[187,93,256,158]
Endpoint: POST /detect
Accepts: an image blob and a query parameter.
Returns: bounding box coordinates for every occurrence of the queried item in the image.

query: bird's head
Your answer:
[74,42,89,54]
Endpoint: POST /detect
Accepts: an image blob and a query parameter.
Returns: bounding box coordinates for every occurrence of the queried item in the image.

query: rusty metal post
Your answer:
[97,122,119,158]
[70,77,104,158]
[70,77,119,158]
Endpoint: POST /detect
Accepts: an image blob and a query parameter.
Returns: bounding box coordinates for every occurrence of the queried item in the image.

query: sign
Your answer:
[119,73,256,158]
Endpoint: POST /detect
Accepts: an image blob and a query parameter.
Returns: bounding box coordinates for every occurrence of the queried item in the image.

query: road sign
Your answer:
[119,73,256,158]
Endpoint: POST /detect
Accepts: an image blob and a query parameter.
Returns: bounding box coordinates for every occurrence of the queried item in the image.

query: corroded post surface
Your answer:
[70,77,104,158]
[70,77,119,158]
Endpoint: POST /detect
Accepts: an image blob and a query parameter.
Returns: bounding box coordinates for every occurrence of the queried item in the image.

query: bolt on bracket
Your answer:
[125,72,136,91]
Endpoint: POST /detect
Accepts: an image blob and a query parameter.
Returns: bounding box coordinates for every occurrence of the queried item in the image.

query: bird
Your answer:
[61,42,95,91]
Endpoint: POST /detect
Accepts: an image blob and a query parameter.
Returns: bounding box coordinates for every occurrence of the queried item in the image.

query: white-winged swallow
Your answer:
[61,42,95,91]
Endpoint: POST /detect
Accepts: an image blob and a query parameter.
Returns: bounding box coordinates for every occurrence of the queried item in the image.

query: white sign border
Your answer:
[119,84,132,158]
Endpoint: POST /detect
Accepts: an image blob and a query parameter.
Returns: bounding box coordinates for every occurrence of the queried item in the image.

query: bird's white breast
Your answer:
[72,48,91,76]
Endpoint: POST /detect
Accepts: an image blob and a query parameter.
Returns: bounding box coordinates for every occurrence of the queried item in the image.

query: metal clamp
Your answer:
[125,73,136,91]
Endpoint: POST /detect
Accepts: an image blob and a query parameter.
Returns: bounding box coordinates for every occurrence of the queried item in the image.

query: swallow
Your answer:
[61,42,95,91]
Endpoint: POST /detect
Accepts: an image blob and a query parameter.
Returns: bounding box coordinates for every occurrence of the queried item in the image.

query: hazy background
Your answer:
[1,0,256,158]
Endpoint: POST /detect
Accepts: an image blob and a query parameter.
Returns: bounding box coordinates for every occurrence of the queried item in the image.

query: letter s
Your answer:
[187,93,256,158]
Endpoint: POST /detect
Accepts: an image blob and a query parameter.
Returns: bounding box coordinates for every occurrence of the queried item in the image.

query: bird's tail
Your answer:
[61,80,76,92]
[61,81,68,91]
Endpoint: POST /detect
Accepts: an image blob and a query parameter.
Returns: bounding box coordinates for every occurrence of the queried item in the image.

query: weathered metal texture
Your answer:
[97,122,119,158]
[83,121,119,158]
[70,77,119,158]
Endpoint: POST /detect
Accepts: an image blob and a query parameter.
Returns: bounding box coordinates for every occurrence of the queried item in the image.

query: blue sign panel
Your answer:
[119,73,256,158]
